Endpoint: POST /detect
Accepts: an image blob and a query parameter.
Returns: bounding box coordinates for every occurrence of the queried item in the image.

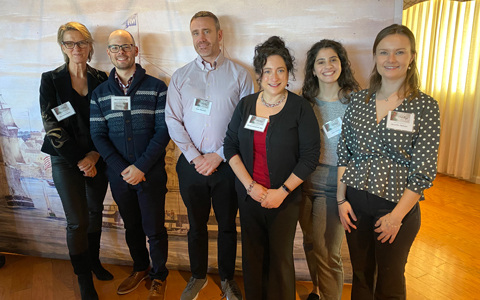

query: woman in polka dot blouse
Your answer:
[336,24,440,299]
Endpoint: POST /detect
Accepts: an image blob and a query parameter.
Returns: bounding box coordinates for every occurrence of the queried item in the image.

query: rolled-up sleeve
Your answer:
[406,99,440,194]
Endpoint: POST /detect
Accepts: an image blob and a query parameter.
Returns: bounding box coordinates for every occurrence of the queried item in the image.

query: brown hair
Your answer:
[366,24,420,102]
[302,39,360,104]
[190,11,221,31]
[57,22,93,64]
[253,36,296,88]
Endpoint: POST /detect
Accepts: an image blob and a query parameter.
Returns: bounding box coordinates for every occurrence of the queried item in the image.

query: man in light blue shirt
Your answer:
[166,10,253,300]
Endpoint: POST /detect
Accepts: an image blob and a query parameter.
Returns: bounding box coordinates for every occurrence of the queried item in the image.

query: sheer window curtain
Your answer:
[403,0,480,182]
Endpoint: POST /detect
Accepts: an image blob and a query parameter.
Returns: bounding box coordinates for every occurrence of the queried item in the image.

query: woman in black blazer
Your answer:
[39,22,111,300]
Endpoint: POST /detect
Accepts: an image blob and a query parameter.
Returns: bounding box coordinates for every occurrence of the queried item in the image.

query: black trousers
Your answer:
[107,163,169,281]
[345,187,421,300]
[239,195,300,300]
[176,154,238,280]
[51,155,108,255]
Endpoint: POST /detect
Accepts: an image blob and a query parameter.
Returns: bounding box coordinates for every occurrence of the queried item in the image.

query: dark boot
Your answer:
[88,231,113,281]
[70,252,99,300]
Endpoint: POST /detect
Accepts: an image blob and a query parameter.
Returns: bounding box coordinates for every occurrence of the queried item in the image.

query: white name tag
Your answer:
[323,117,342,139]
[111,96,131,111]
[386,111,415,132]
[192,98,212,115]
[52,102,75,121]
[244,115,269,132]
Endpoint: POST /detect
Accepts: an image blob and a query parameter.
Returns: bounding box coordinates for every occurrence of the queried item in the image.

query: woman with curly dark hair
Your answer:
[299,39,360,300]
[224,36,320,300]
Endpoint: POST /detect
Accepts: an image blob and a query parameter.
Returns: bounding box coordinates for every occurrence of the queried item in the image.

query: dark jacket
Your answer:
[224,91,320,203]
[90,64,170,176]
[39,64,107,166]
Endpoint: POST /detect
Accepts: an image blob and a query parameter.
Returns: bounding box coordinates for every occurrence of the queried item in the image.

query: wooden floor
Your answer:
[0,174,479,300]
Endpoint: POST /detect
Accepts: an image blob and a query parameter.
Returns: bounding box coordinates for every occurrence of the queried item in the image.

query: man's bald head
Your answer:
[106,29,138,72]
[108,29,136,47]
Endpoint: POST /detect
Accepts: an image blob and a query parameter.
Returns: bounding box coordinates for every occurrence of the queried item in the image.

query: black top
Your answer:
[70,89,92,151]
[39,64,108,166]
[224,91,320,204]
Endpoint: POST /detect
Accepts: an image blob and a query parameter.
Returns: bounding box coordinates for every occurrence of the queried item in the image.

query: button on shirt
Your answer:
[337,90,440,203]
[166,51,254,162]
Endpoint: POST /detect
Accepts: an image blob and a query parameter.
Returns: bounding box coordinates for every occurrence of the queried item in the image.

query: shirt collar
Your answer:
[194,51,225,71]
[115,69,136,95]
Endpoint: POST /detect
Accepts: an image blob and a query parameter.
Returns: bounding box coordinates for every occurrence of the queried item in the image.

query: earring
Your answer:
[408,66,411,70]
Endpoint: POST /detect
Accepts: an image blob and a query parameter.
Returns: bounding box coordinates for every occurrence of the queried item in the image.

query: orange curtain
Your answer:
[403,0,480,181]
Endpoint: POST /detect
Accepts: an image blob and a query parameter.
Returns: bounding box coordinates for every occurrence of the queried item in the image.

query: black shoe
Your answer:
[91,262,114,281]
[0,255,5,269]
[77,273,99,300]
[70,252,99,300]
[306,293,320,300]
[88,231,113,281]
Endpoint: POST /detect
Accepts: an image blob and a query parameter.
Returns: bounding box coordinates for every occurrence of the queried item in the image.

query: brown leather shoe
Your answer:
[117,267,151,295]
[147,279,167,300]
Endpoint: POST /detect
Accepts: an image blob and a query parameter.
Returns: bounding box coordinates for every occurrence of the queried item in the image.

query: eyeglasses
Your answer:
[108,44,134,53]
[62,40,90,49]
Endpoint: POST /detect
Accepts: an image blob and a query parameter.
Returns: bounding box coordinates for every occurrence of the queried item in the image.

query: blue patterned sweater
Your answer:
[90,64,170,177]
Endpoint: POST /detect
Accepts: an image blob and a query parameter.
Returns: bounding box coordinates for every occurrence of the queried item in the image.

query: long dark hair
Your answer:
[366,24,420,103]
[253,36,296,88]
[302,39,360,104]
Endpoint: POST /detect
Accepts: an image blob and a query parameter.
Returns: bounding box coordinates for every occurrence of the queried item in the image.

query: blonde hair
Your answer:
[57,22,94,64]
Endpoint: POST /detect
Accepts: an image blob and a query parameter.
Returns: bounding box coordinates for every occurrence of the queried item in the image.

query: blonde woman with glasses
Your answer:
[39,22,111,300]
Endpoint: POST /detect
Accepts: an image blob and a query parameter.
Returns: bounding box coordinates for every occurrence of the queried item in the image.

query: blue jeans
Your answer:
[51,155,108,255]
[299,164,344,300]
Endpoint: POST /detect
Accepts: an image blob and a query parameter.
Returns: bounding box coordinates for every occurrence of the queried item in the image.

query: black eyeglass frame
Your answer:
[61,40,90,49]
[107,44,134,53]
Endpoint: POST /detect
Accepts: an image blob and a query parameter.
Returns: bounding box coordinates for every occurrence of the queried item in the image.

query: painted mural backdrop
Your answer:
[0,0,399,281]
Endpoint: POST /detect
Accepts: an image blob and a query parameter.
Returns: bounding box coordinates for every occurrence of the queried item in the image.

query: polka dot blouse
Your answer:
[337,89,441,203]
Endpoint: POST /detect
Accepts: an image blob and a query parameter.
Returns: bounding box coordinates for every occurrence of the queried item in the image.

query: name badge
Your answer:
[52,102,75,121]
[244,115,269,132]
[192,98,212,115]
[386,111,415,132]
[323,117,342,139]
[111,96,131,111]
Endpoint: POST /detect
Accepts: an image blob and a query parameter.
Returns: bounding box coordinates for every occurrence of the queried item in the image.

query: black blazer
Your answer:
[39,63,107,166]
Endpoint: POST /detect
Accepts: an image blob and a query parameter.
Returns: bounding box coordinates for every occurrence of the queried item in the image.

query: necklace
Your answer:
[377,91,394,102]
[261,91,286,107]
